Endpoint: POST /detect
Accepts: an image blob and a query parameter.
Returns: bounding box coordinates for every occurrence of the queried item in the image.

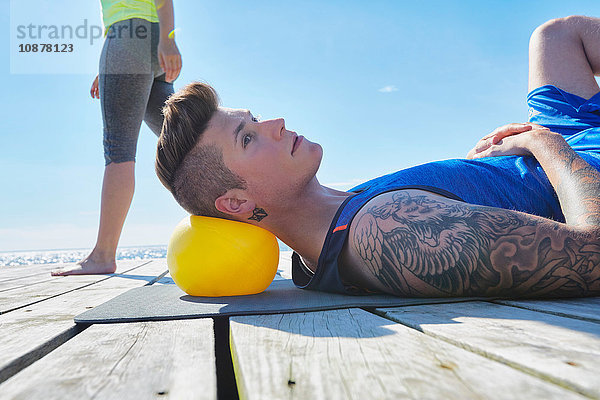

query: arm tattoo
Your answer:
[353,191,600,298]
[555,147,600,227]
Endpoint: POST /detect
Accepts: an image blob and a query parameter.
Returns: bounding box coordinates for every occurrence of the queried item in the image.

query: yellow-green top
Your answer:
[100,0,159,30]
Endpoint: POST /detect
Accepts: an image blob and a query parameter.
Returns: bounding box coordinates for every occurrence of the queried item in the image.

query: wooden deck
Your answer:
[1,252,599,399]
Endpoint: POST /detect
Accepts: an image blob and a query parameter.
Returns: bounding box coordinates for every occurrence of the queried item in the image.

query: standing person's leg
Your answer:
[144,17,175,137]
[528,15,600,99]
[144,74,174,136]
[52,19,155,276]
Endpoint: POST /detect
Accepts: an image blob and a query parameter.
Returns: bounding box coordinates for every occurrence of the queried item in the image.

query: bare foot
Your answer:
[51,256,117,276]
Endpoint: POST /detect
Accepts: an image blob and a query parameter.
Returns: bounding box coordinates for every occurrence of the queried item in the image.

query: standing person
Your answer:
[52,0,182,276]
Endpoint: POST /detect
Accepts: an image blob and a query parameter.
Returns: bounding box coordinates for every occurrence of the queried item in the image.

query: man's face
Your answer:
[201,107,323,208]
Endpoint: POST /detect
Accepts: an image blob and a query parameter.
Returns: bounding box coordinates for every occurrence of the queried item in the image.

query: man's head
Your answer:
[156,82,323,222]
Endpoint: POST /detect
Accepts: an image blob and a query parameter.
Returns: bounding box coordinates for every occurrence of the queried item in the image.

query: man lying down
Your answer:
[156,16,600,298]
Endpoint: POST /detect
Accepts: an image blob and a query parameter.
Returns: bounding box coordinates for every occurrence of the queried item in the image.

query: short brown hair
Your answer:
[156,82,247,219]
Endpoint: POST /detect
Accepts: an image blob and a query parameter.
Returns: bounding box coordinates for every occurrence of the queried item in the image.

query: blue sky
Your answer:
[1,0,599,251]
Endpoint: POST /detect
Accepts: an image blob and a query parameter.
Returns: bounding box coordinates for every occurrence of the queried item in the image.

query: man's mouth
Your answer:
[291,134,303,155]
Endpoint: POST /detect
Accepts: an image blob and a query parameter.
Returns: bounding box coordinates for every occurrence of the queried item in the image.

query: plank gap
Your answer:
[490,300,600,324]
[360,296,501,312]
[214,317,239,400]
[145,270,169,286]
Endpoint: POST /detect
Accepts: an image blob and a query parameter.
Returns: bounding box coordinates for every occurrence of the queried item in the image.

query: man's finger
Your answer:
[497,123,532,135]
[474,138,493,153]
[469,150,485,159]
[492,123,532,144]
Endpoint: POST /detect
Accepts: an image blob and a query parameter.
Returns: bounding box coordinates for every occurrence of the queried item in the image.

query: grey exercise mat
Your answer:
[75,278,488,324]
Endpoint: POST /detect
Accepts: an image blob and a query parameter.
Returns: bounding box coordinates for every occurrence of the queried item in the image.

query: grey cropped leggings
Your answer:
[99,18,174,165]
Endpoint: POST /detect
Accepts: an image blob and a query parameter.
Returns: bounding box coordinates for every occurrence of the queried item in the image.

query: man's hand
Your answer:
[90,75,99,99]
[158,38,182,83]
[466,123,553,159]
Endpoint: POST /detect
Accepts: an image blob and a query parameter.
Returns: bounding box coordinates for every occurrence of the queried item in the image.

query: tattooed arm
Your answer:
[340,128,600,298]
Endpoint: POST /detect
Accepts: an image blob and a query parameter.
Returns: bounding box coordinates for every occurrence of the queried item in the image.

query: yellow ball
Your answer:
[167,215,279,296]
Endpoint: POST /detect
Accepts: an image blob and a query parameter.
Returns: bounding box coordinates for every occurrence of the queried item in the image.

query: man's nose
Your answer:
[261,118,285,140]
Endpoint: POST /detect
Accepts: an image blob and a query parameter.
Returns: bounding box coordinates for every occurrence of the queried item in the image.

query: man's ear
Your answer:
[215,190,256,216]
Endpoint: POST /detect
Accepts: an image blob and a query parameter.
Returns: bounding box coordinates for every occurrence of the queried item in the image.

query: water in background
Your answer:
[0,246,168,267]
[0,240,292,267]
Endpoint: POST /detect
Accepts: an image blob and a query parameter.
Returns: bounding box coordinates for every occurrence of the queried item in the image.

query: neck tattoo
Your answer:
[248,207,268,222]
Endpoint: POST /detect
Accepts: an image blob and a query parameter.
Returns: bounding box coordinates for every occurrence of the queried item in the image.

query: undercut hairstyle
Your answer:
[155,82,247,219]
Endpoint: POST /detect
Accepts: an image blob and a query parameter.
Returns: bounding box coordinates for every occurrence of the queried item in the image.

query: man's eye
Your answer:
[242,134,252,148]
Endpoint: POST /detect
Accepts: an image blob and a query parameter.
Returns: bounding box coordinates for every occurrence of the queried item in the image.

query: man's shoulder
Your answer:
[340,188,468,296]
[340,188,463,292]
[348,188,458,230]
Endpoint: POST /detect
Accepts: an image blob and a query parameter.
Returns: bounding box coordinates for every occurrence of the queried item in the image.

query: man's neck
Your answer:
[258,179,353,271]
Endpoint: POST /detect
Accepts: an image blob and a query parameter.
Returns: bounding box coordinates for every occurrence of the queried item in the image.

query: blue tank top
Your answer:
[291,85,600,295]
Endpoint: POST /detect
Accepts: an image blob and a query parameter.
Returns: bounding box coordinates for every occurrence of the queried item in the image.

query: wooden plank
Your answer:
[494,298,600,324]
[0,263,64,282]
[0,262,157,292]
[0,275,56,293]
[0,263,98,292]
[0,259,152,314]
[0,260,168,382]
[376,302,600,399]
[230,308,585,400]
[0,319,216,399]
